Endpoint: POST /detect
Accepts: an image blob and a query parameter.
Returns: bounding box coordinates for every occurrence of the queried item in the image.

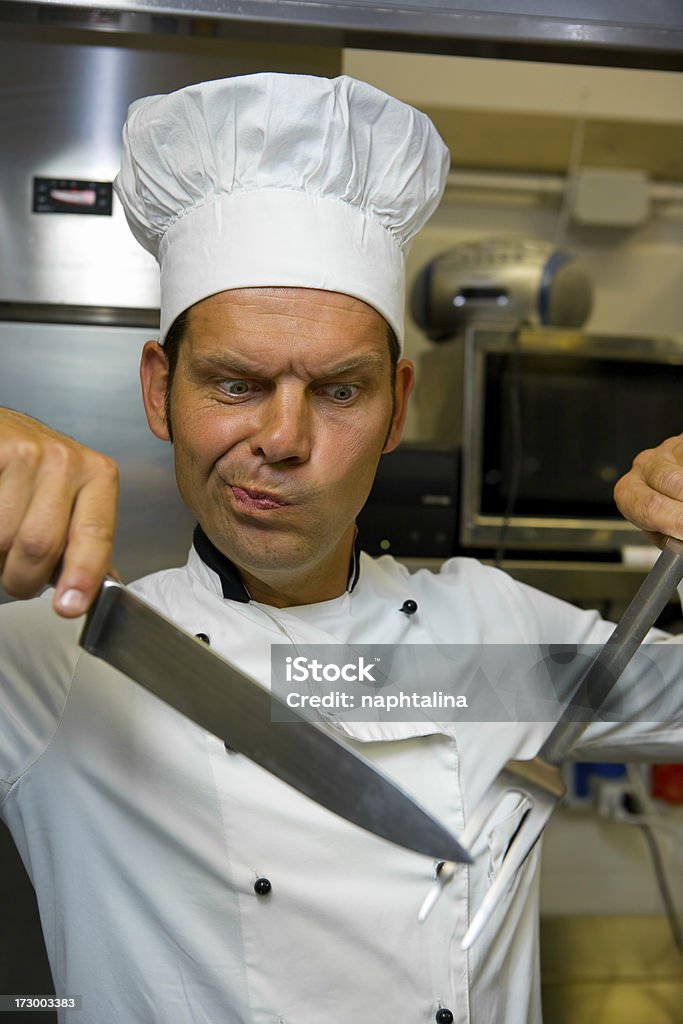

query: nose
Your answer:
[249,386,312,464]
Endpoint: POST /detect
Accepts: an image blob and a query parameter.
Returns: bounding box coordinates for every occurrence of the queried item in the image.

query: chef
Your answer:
[1,73,682,1024]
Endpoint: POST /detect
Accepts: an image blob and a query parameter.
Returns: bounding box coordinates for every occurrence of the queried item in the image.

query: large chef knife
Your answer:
[75,576,471,864]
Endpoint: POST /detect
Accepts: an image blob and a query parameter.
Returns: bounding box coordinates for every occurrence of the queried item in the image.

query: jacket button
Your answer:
[254,877,272,896]
[435,1010,453,1024]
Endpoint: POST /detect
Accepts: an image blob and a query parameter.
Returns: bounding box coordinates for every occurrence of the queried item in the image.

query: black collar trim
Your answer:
[348,528,361,591]
[192,524,362,602]
[193,525,251,602]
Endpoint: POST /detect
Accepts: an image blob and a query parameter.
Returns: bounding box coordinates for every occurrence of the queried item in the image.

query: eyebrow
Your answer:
[189,351,386,379]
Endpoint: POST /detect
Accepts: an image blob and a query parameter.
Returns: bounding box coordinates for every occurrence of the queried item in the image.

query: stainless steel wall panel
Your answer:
[0,320,195,596]
[0,32,340,308]
[1,40,156,308]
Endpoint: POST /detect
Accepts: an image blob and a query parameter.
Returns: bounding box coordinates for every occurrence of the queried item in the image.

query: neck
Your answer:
[193,523,359,608]
[239,528,357,607]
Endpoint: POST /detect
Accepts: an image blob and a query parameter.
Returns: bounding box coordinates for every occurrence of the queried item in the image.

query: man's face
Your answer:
[141,287,413,603]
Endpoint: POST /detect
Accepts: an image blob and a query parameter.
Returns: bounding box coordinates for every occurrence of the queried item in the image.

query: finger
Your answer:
[1,453,77,599]
[614,473,683,543]
[631,443,683,501]
[53,467,119,617]
[0,444,41,578]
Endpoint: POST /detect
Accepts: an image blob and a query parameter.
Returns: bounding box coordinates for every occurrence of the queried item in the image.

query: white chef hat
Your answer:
[114,73,450,347]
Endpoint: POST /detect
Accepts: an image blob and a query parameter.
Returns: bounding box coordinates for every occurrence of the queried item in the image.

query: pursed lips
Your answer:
[229,484,291,510]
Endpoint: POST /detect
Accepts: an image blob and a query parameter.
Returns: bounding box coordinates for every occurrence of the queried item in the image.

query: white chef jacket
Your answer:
[1,540,682,1024]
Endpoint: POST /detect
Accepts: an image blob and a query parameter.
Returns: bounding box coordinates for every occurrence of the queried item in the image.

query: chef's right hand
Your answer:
[0,408,119,617]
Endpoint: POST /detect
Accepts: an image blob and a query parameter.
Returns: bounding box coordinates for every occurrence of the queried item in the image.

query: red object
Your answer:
[651,764,683,804]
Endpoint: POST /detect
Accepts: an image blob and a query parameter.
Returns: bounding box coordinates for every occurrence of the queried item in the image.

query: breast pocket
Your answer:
[486,792,531,885]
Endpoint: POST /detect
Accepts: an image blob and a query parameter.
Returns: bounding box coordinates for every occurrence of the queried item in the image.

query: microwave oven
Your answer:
[418,325,683,553]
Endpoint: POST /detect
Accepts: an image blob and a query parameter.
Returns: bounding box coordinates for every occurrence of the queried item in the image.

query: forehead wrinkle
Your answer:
[184,290,390,377]
[188,348,386,380]
[191,289,384,333]
[243,307,380,332]
[228,286,379,317]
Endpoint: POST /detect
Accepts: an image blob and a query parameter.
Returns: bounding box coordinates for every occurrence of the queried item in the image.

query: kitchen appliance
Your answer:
[411,236,593,342]
[419,324,683,554]
[357,443,459,558]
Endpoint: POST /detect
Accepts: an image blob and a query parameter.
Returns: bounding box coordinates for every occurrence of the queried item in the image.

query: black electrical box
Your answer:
[357,443,460,558]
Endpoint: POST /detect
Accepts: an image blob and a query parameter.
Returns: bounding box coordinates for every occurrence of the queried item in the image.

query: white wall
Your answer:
[541,804,683,916]
[343,49,683,121]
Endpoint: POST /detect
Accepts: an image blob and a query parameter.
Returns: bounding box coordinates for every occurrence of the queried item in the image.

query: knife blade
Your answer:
[78,577,471,864]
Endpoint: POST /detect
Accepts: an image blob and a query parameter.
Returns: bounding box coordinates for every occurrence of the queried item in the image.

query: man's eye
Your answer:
[219,380,254,397]
[324,384,358,402]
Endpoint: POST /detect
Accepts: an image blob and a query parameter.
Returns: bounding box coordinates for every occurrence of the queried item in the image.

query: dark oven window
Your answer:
[481,353,683,518]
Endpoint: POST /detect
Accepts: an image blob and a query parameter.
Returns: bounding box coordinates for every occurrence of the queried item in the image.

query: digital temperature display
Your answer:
[33,177,113,215]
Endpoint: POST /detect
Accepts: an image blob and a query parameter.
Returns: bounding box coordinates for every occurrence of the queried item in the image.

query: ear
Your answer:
[140,340,171,441]
[383,359,414,453]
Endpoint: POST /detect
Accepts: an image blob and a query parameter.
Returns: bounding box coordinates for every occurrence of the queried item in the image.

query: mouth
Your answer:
[230,484,291,512]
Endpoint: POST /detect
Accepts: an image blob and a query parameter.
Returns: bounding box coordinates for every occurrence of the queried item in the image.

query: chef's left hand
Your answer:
[614,434,683,547]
